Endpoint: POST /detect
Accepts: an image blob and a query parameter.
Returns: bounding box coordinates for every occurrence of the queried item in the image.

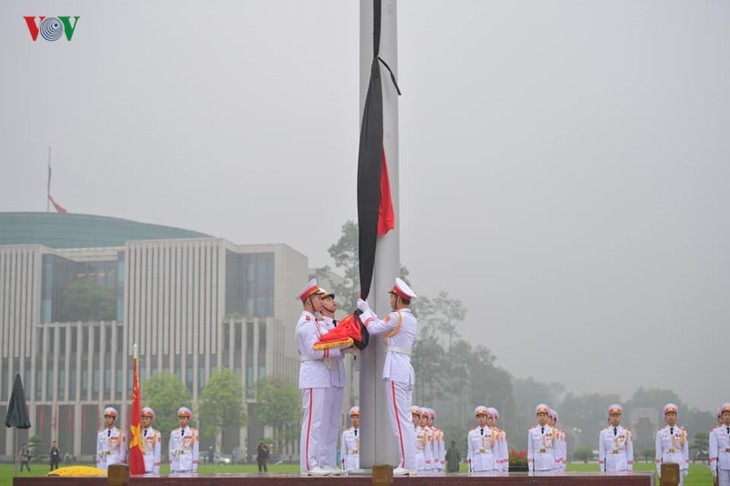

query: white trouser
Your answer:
[720,469,730,486]
[323,386,344,469]
[384,379,416,469]
[300,387,327,472]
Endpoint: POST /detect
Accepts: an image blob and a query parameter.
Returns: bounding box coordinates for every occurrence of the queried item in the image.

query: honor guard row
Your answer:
[467,405,508,474]
[411,406,446,473]
[527,404,567,473]
[95,405,198,474]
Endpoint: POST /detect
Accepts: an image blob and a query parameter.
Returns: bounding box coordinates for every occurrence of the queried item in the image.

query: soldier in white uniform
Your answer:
[414,407,426,472]
[598,404,633,472]
[467,405,499,474]
[487,407,509,472]
[96,407,126,471]
[141,406,162,474]
[428,408,445,472]
[528,404,557,473]
[340,406,360,472]
[357,277,418,475]
[419,407,434,473]
[549,408,566,471]
[710,403,730,486]
[296,278,344,476]
[317,288,346,474]
[169,407,199,473]
[655,403,689,486]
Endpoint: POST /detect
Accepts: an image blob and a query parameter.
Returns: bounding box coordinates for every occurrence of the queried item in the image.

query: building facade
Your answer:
[0,213,307,459]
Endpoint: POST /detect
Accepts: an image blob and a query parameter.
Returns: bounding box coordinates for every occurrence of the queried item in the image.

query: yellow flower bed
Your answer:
[47,466,108,477]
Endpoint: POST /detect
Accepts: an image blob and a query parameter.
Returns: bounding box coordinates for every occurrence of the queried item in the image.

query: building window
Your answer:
[258,322,266,379]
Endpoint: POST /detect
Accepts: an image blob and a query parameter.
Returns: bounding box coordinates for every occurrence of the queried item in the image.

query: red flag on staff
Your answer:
[128,354,145,474]
[357,0,400,299]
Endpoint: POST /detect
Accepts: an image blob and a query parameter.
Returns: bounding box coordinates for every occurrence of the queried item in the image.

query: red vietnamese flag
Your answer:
[357,0,400,299]
[48,195,68,214]
[378,147,395,236]
[128,354,145,474]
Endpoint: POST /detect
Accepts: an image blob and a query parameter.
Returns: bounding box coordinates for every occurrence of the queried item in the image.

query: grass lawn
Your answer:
[1,461,713,486]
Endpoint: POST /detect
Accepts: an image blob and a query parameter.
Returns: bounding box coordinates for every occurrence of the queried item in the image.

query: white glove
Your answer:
[356,298,370,313]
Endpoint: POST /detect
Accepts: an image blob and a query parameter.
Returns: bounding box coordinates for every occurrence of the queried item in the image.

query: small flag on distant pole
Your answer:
[46,144,68,213]
[48,195,68,214]
[128,344,145,474]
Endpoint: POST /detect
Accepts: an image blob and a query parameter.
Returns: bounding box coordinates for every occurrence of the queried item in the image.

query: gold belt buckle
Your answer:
[538,448,546,453]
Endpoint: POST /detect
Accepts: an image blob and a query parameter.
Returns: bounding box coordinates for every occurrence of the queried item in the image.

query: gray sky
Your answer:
[1,0,727,412]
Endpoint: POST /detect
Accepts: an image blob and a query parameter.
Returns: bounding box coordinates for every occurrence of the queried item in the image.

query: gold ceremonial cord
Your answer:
[383,311,403,343]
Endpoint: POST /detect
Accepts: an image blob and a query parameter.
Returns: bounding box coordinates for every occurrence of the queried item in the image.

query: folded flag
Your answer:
[313,313,369,350]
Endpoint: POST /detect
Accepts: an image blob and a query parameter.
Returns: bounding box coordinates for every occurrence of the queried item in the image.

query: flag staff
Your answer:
[46,145,52,212]
[359,0,401,470]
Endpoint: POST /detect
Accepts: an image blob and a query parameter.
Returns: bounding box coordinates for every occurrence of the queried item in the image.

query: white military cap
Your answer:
[487,407,499,419]
[389,277,417,301]
[550,409,559,422]
[720,403,730,414]
[535,403,550,415]
[607,404,623,415]
[177,406,193,418]
[420,407,431,418]
[349,406,360,417]
[103,407,118,418]
[319,288,335,299]
[428,408,437,420]
[141,407,155,420]
[411,406,421,416]
[296,278,323,302]
[663,403,679,415]
[475,405,489,417]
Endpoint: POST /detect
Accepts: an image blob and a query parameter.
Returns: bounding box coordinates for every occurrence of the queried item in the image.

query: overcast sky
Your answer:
[1,0,727,412]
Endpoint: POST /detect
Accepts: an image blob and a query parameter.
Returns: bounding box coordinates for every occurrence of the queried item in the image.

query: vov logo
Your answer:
[24,16,81,41]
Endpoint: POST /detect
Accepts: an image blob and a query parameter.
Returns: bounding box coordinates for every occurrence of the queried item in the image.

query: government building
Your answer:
[0,212,314,460]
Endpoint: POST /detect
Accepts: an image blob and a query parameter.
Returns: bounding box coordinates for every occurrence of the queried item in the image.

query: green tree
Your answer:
[255,377,300,456]
[625,387,683,411]
[573,447,593,463]
[58,279,116,321]
[316,221,360,309]
[28,435,43,462]
[641,448,654,463]
[142,371,192,438]
[692,431,709,461]
[199,368,246,448]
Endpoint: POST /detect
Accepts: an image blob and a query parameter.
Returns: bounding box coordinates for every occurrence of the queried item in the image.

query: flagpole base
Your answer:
[108,464,129,486]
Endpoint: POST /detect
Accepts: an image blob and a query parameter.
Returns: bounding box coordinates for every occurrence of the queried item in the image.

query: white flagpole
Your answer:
[46,144,52,212]
[359,0,401,470]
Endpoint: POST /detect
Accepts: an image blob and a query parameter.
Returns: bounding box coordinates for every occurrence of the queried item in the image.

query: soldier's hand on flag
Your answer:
[357,298,370,313]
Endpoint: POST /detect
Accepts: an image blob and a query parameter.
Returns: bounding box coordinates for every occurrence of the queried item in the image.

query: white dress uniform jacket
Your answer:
[96,427,126,470]
[142,427,162,474]
[362,309,416,385]
[655,425,689,479]
[599,425,633,472]
[710,425,730,484]
[467,426,499,472]
[340,427,360,471]
[527,424,557,472]
[297,311,343,389]
[169,426,199,473]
